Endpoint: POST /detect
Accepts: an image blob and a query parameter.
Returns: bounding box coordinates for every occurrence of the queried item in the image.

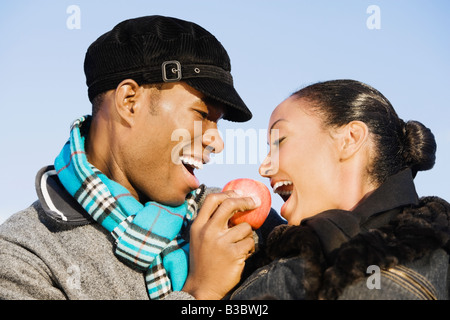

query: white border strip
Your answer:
[40,170,68,221]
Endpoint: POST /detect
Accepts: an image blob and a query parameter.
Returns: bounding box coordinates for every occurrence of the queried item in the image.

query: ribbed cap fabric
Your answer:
[84,15,252,122]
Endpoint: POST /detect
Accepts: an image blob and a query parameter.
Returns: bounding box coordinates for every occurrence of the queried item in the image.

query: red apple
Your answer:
[222,178,271,230]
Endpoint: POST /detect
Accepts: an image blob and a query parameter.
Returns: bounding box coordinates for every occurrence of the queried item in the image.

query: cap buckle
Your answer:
[162,60,182,82]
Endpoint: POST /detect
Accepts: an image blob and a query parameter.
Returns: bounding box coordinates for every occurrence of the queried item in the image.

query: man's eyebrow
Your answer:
[270,118,287,131]
[201,96,220,107]
[201,96,226,119]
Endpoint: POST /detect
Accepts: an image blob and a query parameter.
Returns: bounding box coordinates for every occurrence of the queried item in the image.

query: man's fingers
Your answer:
[225,221,253,243]
[232,234,256,260]
[209,196,260,229]
[224,222,255,260]
[194,191,259,229]
[194,191,236,226]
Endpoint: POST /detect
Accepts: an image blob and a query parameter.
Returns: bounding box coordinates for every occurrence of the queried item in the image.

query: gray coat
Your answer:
[0,166,205,299]
[0,165,283,300]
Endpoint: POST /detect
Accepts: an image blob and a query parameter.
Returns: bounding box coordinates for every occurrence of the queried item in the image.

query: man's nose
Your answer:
[202,128,224,155]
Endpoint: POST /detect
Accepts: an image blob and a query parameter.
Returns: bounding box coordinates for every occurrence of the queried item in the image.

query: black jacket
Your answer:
[232,169,450,300]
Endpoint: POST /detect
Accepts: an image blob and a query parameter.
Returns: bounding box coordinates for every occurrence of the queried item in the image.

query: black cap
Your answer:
[84,15,252,122]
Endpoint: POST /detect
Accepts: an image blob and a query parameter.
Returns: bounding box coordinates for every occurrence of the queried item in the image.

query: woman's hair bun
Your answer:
[291,80,438,182]
[402,120,437,175]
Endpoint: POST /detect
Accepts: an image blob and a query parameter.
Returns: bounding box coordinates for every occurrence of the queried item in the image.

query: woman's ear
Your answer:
[114,79,140,126]
[339,121,370,161]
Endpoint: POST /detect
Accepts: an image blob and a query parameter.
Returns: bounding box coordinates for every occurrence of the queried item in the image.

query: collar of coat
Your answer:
[35,165,94,226]
[301,168,419,261]
[35,165,207,227]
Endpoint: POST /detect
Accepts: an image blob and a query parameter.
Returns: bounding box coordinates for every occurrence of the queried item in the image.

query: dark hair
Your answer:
[91,91,106,118]
[291,79,436,184]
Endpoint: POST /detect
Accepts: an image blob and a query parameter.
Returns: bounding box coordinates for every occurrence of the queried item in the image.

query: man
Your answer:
[0,16,280,300]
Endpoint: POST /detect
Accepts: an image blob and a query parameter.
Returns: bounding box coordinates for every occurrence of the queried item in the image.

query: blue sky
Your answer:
[1,0,449,223]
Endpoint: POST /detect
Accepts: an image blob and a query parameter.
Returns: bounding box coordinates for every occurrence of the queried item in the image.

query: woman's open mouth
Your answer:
[273,180,293,202]
[273,180,294,219]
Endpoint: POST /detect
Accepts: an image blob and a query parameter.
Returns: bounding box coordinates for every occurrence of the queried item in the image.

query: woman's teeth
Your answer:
[273,181,293,202]
[180,156,203,170]
[273,180,293,196]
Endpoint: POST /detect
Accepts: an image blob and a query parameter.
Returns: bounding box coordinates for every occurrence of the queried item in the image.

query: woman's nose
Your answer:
[259,154,272,177]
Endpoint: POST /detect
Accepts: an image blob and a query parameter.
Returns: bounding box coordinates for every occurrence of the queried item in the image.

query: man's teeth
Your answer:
[180,156,203,170]
[273,180,293,195]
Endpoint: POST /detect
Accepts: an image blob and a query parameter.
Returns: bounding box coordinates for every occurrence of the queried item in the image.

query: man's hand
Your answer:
[182,191,259,299]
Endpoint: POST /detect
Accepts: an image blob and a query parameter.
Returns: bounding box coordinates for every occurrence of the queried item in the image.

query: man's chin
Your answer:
[155,191,191,207]
[137,192,186,207]
[165,199,188,207]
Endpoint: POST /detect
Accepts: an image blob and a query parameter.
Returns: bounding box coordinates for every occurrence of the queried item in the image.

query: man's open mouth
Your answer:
[273,180,293,202]
[179,155,204,175]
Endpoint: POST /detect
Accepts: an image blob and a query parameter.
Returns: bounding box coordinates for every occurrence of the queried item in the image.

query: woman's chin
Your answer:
[280,194,299,225]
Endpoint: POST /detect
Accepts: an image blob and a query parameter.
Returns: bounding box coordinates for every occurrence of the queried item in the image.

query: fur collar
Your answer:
[244,170,450,299]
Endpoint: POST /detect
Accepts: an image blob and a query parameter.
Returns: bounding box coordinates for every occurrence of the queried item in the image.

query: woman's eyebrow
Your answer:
[267,119,285,145]
[270,118,287,131]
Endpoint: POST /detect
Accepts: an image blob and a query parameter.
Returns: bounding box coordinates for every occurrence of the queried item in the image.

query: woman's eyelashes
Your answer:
[272,136,286,147]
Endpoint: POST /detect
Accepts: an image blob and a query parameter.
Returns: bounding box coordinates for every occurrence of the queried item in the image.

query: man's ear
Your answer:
[114,79,140,126]
[339,121,370,161]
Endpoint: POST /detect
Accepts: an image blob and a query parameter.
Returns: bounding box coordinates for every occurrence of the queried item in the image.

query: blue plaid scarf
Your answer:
[54,116,198,299]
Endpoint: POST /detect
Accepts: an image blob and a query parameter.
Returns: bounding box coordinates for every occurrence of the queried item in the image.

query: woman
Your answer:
[231,79,450,300]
